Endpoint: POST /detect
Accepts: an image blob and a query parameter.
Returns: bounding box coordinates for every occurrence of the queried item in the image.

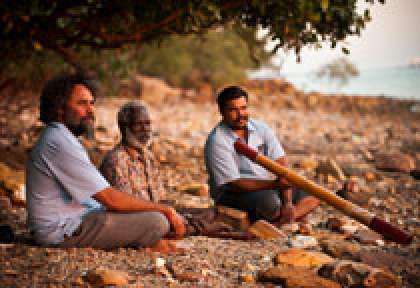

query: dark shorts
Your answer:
[217,188,308,222]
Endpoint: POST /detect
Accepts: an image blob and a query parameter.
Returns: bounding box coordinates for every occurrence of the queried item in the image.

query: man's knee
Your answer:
[148,212,170,237]
[256,191,281,221]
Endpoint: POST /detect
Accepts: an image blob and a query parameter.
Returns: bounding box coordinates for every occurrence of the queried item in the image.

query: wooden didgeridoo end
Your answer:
[234,139,413,245]
[369,217,412,245]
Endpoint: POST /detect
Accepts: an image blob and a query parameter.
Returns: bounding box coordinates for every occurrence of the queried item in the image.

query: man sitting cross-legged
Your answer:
[26,73,185,250]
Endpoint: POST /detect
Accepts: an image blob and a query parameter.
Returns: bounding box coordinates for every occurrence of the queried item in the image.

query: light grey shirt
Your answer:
[204,119,285,200]
[26,122,109,245]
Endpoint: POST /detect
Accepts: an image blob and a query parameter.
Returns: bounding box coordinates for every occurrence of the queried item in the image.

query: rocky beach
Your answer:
[0,78,419,287]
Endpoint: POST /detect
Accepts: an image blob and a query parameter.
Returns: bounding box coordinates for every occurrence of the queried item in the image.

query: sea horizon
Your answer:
[249,65,420,101]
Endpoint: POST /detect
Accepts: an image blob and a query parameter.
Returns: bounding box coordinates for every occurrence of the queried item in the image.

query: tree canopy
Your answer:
[1,0,383,72]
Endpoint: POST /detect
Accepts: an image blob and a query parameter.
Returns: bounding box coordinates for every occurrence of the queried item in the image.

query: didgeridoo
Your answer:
[234,140,412,245]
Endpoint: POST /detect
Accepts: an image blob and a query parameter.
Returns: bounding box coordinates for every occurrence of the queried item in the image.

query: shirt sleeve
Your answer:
[99,152,133,195]
[205,138,240,187]
[263,124,285,160]
[41,139,110,203]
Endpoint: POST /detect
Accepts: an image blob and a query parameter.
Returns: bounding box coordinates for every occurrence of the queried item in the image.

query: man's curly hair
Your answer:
[39,73,97,125]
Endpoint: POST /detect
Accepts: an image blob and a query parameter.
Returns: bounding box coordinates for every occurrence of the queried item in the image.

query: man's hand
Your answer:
[162,207,186,239]
[276,177,292,190]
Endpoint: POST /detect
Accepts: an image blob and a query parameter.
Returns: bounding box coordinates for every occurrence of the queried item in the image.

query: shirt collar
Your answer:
[48,122,83,148]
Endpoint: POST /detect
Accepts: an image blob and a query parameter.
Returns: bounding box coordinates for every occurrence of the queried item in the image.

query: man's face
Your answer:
[129,108,151,144]
[62,84,95,136]
[221,96,249,130]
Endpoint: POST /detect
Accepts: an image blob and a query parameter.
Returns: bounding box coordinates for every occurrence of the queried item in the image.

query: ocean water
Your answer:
[249,66,420,100]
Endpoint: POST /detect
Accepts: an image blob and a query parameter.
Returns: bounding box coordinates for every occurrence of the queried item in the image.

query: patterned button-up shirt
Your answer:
[99,143,164,202]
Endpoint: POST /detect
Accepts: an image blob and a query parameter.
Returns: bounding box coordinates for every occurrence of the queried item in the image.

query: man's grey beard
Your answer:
[124,128,151,150]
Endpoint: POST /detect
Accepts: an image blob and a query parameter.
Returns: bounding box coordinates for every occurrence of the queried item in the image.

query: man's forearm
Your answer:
[94,187,172,215]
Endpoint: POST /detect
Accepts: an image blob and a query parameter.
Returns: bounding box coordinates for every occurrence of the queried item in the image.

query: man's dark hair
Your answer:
[216,86,248,112]
[39,73,97,124]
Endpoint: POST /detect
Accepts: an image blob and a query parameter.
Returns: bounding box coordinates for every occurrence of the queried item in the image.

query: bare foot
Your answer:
[145,239,177,254]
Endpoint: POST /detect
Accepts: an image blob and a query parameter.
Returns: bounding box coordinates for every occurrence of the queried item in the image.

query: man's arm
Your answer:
[93,187,186,238]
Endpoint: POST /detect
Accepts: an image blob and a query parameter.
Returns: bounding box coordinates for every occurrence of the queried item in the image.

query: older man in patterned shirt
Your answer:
[100,101,164,203]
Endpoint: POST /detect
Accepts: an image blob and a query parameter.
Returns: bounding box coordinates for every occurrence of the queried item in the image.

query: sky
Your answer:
[274,0,420,75]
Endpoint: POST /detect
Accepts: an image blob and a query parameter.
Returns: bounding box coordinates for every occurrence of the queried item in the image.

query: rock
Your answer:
[247,220,286,239]
[364,171,376,182]
[375,153,415,173]
[288,235,318,248]
[177,183,209,197]
[259,265,340,287]
[239,273,255,283]
[360,251,418,282]
[280,223,300,234]
[298,222,313,235]
[342,163,373,177]
[174,271,203,282]
[216,206,250,230]
[275,248,334,269]
[351,229,383,245]
[360,148,374,162]
[316,158,346,181]
[318,260,400,288]
[296,158,318,170]
[326,217,346,232]
[85,268,129,286]
[174,194,213,209]
[0,162,25,206]
[320,239,361,260]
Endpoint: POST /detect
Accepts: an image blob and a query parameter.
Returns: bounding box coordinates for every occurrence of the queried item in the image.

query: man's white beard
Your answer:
[124,128,151,150]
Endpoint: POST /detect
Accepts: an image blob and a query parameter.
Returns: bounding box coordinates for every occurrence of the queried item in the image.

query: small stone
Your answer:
[259,265,340,287]
[364,171,376,182]
[375,153,415,173]
[239,273,255,283]
[326,217,346,232]
[174,271,202,282]
[351,229,383,245]
[296,158,318,170]
[316,158,346,181]
[86,268,129,286]
[288,235,318,249]
[298,222,313,235]
[320,239,361,260]
[280,223,300,234]
[217,205,250,230]
[247,220,286,239]
[177,183,209,197]
[275,248,334,269]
